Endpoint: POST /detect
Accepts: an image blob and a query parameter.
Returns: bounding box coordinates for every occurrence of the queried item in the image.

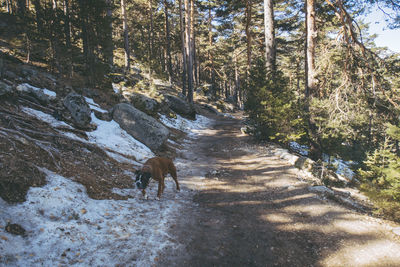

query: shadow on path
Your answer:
[160,115,400,267]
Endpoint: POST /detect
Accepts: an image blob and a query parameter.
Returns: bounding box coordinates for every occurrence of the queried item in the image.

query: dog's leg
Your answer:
[156,173,163,200]
[170,166,180,191]
[141,189,148,200]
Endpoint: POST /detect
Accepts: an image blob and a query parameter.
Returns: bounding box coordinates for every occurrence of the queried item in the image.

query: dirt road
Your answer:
[159,114,400,267]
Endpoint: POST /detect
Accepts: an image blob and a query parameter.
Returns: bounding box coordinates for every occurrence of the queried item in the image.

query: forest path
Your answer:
[158,113,400,267]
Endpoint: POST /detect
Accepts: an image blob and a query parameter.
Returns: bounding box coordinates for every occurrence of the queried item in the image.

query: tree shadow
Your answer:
[169,116,400,267]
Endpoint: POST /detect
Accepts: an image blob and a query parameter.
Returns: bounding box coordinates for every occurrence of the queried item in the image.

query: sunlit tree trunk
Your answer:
[264,0,275,74]
[305,0,321,160]
[164,0,172,82]
[121,0,130,72]
[184,0,193,103]
[245,0,252,78]
[179,0,187,96]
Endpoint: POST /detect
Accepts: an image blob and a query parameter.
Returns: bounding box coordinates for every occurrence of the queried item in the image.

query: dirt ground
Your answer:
[158,113,400,267]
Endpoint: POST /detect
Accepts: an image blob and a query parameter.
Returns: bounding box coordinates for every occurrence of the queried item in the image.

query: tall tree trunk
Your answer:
[50,0,59,72]
[208,7,215,96]
[121,0,130,72]
[190,0,197,87]
[234,51,240,105]
[16,0,25,15]
[264,0,275,74]
[245,0,252,78]
[164,0,173,83]
[63,0,71,51]
[63,0,72,75]
[148,0,154,75]
[306,0,317,98]
[185,0,193,103]
[179,0,187,96]
[6,0,11,13]
[105,0,114,66]
[32,0,43,32]
[305,0,321,160]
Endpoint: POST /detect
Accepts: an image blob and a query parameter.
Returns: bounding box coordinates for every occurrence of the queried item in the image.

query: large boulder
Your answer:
[129,92,160,116]
[164,94,196,119]
[112,103,169,151]
[63,92,92,129]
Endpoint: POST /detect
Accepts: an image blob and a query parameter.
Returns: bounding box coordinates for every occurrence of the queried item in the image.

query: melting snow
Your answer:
[159,113,213,137]
[0,169,182,266]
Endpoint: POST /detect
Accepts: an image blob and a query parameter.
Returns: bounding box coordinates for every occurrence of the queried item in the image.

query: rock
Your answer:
[4,70,17,80]
[112,103,169,151]
[5,223,26,236]
[129,92,160,116]
[63,92,92,129]
[295,156,314,170]
[21,65,37,77]
[164,94,196,120]
[0,81,12,96]
[281,153,299,165]
[93,109,112,121]
[309,185,334,196]
[16,83,56,103]
[200,104,219,114]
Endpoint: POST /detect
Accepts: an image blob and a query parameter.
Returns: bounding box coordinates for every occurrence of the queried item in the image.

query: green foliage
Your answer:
[358,123,400,220]
[245,59,305,143]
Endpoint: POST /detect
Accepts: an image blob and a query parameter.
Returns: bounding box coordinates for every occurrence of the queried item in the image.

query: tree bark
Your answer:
[306,0,317,97]
[234,51,240,105]
[208,7,215,96]
[164,0,173,83]
[191,0,197,87]
[121,0,130,72]
[179,0,187,96]
[264,0,276,74]
[245,0,253,77]
[148,0,154,74]
[63,0,71,51]
[184,0,193,103]
[32,0,43,32]
[105,0,114,66]
[305,0,321,160]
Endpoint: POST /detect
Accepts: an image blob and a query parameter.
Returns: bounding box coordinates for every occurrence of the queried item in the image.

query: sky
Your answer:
[363,5,400,53]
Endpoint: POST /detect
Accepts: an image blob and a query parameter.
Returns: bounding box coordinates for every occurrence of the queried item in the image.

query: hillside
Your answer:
[0,49,222,265]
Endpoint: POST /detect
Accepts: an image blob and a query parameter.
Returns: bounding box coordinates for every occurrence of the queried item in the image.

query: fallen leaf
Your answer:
[1,236,8,241]
[81,209,87,214]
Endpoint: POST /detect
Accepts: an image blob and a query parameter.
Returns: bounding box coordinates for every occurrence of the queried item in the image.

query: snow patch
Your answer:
[84,97,107,113]
[159,114,213,137]
[112,83,120,94]
[0,169,182,266]
[16,83,56,100]
[87,112,154,162]
[21,107,72,129]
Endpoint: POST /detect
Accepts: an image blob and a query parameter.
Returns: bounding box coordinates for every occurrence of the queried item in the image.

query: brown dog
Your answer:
[135,157,180,199]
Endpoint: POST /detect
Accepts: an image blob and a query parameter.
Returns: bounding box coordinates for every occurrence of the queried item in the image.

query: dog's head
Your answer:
[135,170,151,190]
